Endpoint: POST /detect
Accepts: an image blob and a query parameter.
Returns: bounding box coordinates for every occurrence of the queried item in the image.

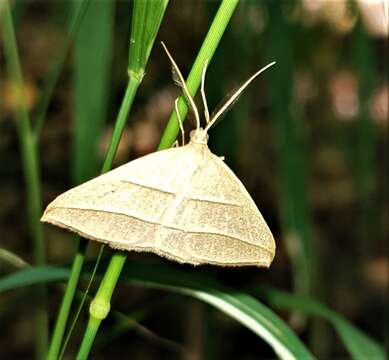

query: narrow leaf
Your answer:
[72,0,114,183]
[264,1,315,295]
[120,263,315,360]
[0,266,69,292]
[128,0,169,80]
[254,286,386,360]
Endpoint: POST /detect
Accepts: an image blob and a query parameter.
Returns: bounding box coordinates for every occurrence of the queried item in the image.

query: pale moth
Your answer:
[41,44,276,267]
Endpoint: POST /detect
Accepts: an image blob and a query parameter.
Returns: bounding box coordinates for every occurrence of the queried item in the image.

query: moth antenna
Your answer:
[205,61,276,132]
[161,42,200,130]
[201,59,210,124]
[175,98,185,146]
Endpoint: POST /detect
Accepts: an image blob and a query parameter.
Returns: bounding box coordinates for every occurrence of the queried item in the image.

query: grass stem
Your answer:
[47,238,87,360]
[158,0,239,149]
[76,253,127,360]
[1,1,48,358]
[101,78,141,173]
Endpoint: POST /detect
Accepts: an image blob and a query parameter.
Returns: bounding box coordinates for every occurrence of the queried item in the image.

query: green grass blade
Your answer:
[1,2,48,357]
[33,0,92,136]
[254,286,386,360]
[47,239,88,360]
[7,0,27,28]
[264,1,315,295]
[157,0,239,149]
[72,0,114,183]
[0,266,69,292]
[352,21,377,260]
[128,0,169,81]
[121,263,315,360]
[0,247,28,270]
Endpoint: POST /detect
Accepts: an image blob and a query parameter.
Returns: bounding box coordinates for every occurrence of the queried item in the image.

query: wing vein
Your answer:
[118,180,174,195]
[46,206,273,253]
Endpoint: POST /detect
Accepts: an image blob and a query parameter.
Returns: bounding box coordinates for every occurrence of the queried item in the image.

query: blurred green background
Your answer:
[0,0,387,359]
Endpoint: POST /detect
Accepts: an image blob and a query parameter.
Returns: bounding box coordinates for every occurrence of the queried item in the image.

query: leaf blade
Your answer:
[0,266,69,292]
[120,263,315,360]
[254,286,386,360]
[72,0,114,183]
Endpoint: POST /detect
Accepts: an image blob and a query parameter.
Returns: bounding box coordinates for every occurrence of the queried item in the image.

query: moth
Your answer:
[41,43,276,267]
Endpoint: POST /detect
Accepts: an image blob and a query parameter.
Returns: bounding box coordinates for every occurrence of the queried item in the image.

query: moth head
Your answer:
[189,128,209,145]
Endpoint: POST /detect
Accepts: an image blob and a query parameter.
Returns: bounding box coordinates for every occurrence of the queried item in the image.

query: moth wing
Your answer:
[156,150,276,267]
[41,146,203,258]
[42,144,275,267]
[103,145,201,193]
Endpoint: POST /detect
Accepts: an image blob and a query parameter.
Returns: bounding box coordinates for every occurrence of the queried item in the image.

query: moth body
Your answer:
[41,45,277,267]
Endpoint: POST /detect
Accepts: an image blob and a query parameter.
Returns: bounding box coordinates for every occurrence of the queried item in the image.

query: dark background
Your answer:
[0,1,387,359]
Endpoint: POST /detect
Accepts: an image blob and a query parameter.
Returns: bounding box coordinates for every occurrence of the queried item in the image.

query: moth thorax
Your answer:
[189,128,209,145]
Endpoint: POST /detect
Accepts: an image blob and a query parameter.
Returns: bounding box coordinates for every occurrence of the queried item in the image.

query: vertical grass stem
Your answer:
[157,0,239,149]
[101,77,141,173]
[76,253,127,360]
[1,1,48,358]
[47,238,87,360]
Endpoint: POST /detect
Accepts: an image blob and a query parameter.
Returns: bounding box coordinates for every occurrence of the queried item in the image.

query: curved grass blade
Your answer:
[254,286,386,360]
[119,263,315,360]
[0,248,28,270]
[0,266,69,292]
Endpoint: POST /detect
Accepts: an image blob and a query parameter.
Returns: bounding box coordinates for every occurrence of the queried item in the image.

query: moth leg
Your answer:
[175,98,185,146]
[172,140,179,148]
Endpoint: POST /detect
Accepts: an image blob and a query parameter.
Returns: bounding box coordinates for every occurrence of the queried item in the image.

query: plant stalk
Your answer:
[1,1,48,358]
[46,77,140,359]
[101,78,141,173]
[47,238,87,360]
[76,253,127,360]
[158,0,239,149]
